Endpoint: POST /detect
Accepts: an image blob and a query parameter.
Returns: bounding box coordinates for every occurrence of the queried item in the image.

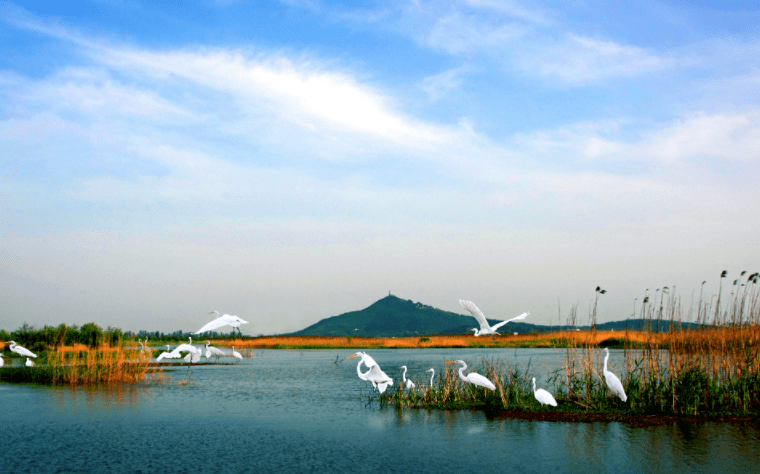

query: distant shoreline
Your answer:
[212,330,658,350]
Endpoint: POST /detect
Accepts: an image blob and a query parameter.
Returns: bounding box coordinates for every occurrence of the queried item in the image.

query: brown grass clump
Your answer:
[44,339,159,385]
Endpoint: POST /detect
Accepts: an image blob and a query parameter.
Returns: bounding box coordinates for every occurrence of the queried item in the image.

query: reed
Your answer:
[388,273,760,416]
[0,338,159,385]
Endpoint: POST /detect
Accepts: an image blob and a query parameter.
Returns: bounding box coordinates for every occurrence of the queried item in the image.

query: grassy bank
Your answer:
[382,274,760,419]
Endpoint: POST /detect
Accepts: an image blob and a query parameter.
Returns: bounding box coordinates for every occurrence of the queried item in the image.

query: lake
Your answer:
[2,348,759,473]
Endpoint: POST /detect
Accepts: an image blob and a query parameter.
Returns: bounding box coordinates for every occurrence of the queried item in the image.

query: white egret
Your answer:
[426,368,435,387]
[446,360,496,391]
[8,341,37,358]
[459,300,529,340]
[0,353,4,367]
[196,311,249,336]
[25,358,34,367]
[351,352,372,382]
[399,366,415,389]
[205,341,225,363]
[171,337,198,355]
[603,348,627,402]
[156,345,179,362]
[532,377,557,407]
[184,348,202,364]
[348,352,393,393]
[231,346,243,362]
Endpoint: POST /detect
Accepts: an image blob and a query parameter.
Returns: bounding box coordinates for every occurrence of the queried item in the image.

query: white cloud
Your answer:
[513,34,672,85]
[420,64,473,101]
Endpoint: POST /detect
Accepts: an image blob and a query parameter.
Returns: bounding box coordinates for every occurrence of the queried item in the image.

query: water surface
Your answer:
[2,349,758,473]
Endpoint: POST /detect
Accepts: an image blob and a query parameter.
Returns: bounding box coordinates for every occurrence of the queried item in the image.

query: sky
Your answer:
[1,0,759,335]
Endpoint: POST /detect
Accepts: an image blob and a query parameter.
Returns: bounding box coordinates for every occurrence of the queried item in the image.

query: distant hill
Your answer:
[287,295,703,337]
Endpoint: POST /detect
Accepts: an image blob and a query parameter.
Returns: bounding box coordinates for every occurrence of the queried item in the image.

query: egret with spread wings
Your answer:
[459,299,529,340]
[196,311,249,336]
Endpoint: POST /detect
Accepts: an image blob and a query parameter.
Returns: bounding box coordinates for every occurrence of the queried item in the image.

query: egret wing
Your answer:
[466,372,496,390]
[459,299,489,330]
[491,312,530,331]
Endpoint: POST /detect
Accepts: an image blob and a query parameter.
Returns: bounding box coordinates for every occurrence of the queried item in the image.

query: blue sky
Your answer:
[1,0,759,334]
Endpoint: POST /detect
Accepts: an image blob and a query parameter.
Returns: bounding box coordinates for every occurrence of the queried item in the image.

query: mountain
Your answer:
[287,295,703,337]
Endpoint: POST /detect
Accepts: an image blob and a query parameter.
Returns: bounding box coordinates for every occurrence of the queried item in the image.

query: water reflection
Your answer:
[1,349,759,473]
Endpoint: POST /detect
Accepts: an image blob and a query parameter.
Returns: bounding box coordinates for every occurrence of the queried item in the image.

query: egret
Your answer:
[351,352,372,382]
[348,352,393,393]
[426,368,435,387]
[8,341,37,358]
[446,360,496,391]
[25,358,34,367]
[205,341,225,363]
[399,366,415,389]
[602,348,627,402]
[184,348,202,364]
[171,337,198,356]
[196,311,249,337]
[459,300,529,340]
[0,354,4,367]
[231,346,243,362]
[156,345,179,362]
[532,377,557,407]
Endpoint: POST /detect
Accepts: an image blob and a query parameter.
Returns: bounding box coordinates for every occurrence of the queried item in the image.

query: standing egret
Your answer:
[205,341,225,363]
[532,377,557,407]
[25,358,34,367]
[348,352,393,393]
[459,300,529,340]
[231,346,243,362]
[0,354,4,367]
[196,311,249,337]
[446,360,496,391]
[351,352,372,382]
[426,368,435,387]
[399,366,415,389]
[184,348,202,364]
[602,348,627,402]
[8,341,37,358]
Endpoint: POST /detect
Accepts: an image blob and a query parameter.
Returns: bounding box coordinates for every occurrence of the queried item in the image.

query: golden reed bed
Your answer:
[205,330,653,349]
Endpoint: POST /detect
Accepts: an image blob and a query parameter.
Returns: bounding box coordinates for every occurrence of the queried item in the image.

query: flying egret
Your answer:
[231,346,243,362]
[426,368,435,387]
[399,366,415,389]
[25,358,34,367]
[348,352,393,393]
[532,377,557,407]
[8,341,37,358]
[196,311,249,337]
[459,300,529,340]
[446,360,496,391]
[603,348,627,402]
[205,341,225,363]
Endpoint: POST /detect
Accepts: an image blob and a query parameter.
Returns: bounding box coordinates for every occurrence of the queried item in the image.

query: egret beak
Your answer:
[426,369,432,372]
[348,354,358,359]
[445,361,457,364]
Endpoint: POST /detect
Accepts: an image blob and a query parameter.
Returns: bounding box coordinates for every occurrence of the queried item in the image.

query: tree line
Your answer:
[0,322,241,354]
